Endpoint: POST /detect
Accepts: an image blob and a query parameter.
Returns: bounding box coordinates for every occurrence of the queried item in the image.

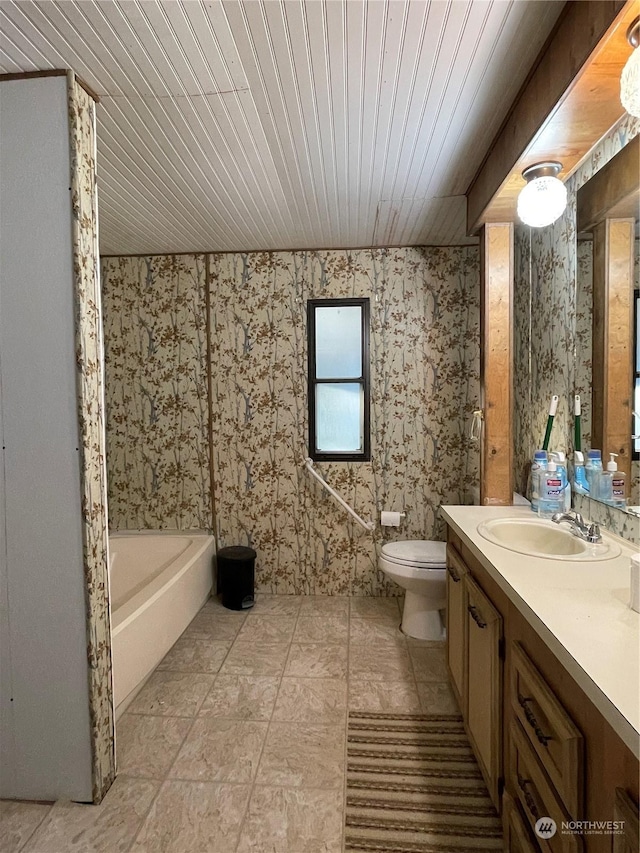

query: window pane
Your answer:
[316,383,363,452]
[315,305,362,378]
[636,293,639,370]
[635,378,640,455]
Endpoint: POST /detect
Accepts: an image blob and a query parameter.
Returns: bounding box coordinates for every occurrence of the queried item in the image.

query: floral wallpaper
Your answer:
[102,247,480,594]
[67,72,114,802]
[101,254,211,531]
[513,208,578,495]
[209,248,480,595]
[574,494,640,542]
[514,113,640,543]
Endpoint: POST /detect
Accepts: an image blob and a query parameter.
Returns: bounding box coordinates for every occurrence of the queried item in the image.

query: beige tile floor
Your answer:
[1,594,459,853]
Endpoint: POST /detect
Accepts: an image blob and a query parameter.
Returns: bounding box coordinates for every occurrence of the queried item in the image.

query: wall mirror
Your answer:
[576,136,639,513]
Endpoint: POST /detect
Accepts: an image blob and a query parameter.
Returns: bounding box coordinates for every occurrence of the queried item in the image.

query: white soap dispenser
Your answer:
[539,458,563,517]
[602,453,627,507]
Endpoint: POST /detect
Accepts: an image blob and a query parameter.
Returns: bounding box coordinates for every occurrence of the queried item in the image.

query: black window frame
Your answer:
[307,297,370,462]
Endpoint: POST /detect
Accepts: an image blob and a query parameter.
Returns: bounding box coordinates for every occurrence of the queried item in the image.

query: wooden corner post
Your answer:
[480,223,514,505]
[591,217,634,482]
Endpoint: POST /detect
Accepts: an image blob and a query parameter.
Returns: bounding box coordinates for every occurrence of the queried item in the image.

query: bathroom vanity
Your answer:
[441,505,639,853]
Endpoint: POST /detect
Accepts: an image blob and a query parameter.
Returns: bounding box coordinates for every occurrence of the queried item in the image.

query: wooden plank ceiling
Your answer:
[0,0,564,256]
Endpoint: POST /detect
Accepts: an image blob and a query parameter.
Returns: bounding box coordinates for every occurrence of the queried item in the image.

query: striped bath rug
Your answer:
[345,712,503,852]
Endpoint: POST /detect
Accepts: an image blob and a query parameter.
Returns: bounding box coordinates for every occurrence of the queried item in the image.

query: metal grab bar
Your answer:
[303,458,375,531]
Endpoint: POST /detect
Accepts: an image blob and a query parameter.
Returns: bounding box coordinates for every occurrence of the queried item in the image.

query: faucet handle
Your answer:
[573,512,585,526]
[587,523,601,544]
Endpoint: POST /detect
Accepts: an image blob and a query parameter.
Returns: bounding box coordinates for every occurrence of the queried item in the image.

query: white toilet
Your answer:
[379,540,447,640]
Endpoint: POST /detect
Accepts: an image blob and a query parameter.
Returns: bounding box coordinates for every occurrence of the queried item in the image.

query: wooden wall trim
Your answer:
[577,135,640,231]
[204,253,218,538]
[467,0,628,233]
[0,69,100,103]
[591,218,634,481]
[75,75,100,104]
[100,240,480,259]
[480,223,514,505]
[0,70,67,82]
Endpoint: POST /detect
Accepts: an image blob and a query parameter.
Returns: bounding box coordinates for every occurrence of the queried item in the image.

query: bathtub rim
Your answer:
[109,529,216,716]
[110,530,215,634]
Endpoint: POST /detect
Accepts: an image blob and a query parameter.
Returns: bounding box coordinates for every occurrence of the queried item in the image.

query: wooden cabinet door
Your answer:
[465,572,503,810]
[504,791,540,853]
[445,543,468,712]
[613,788,639,853]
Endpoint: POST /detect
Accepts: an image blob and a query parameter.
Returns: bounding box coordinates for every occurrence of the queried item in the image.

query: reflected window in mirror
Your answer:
[634,288,640,459]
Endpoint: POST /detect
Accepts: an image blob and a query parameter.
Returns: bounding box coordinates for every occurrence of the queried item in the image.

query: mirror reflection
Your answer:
[576,141,639,513]
[576,232,639,509]
[513,122,640,520]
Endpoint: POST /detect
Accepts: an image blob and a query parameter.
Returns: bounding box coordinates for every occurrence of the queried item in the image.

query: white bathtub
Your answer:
[109,531,216,717]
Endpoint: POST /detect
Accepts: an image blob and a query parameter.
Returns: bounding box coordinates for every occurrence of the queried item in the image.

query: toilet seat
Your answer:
[381,540,446,568]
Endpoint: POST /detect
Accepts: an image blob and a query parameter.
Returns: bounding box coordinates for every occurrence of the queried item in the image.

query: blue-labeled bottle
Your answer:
[538,459,564,517]
[550,451,570,511]
[585,450,603,499]
[530,450,547,513]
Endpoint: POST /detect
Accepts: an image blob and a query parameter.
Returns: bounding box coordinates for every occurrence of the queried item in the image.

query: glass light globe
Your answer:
[621,46,640,118]
[517,176,567,228]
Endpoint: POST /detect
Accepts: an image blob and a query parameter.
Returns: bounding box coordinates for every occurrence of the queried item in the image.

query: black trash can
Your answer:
[218,545,256,611]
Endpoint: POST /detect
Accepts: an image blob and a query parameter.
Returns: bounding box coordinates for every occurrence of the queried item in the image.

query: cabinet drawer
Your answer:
[465,573,503,810]
[510,720,583,853]
[445,544,468,710]
[504,791,540,853]
[511,642,583,817]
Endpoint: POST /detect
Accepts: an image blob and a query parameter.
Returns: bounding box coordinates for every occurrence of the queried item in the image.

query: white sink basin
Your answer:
[477,517,621,561]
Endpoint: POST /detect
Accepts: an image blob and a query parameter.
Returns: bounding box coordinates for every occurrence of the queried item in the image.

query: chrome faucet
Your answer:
[551,510,601,544]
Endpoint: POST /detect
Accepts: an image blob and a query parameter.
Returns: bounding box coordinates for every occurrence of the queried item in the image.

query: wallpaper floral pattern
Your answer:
[574,494,640,542]
[513,210,577,494]
[67,72,114,802]
[209,248,480,595]
[102,254,211,531]
[514,113,640,543]
[102,247,479,594]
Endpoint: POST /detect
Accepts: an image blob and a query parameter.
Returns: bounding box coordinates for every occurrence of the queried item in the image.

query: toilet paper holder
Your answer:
[380,511,406,526]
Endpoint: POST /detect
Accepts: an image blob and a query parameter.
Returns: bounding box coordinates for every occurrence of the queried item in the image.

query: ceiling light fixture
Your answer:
[517,162,567,228]
[621,16,640,118]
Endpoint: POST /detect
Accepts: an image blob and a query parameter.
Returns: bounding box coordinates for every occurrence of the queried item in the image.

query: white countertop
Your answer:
[441,505,640,759]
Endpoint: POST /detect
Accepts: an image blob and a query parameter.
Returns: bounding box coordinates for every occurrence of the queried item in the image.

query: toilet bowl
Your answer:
[379,540,447,640]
